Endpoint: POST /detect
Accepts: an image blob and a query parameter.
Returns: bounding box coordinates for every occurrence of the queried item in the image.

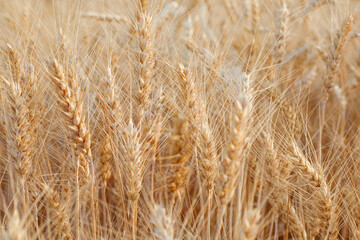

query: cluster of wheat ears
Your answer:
[0,0,359,239]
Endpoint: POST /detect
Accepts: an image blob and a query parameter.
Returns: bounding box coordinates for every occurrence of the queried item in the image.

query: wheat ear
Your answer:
[151,205,174,240]
[199,120,217,193]
[239,208,261,240]
[214,97,251,240]
[133,13,155,125]
[3,208,26,240]
[168,115,191,198]
[263,132,306,239]
[48,59,92,186]
[199,119,217,239]
[323,15,353,99]
[122,120,144,240]
[302,0,336,15]
[178,63,200,147]
[98,67,121,185]
[43,184,72,240]
[273,2,288,67]
[6,44,24,83]
[81,12,129,24]
[319,15,353,178]
[2,78,32,183]
[251,0,259,33]
[290,142,337,238]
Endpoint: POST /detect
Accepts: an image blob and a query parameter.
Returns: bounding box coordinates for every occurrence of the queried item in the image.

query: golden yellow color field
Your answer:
[0,0,359,239]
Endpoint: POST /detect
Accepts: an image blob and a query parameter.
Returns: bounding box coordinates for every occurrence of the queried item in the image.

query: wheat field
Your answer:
[0,0,359,239]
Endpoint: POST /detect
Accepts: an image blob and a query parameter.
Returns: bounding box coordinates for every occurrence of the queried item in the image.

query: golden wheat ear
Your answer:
[48,59,92,186]
[1,77,32,183]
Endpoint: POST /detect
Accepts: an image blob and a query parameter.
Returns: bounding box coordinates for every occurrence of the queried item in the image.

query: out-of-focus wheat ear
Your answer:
[43,184,72,240]
[48,59,91,186]
[1,77,32,183]
[154,2,179,33]
[6,43,23,83]
[247,0,259,70]
[352,30,360,39]
[133,13,155,125]
[302,0,335,15]
[122,120,144,240]
[224,0,238,23]
[182,16,194,43]
[323,15,353,100]
[282,103,301,139]
[333,85,347,136]
[168,114,191,199]
[273,2,288,68]
[206,55,224,95]
[263,132,306,239]
[3,208,26,240]
[239,208,261,240]
[151,205,174,240]
[139,0,148,12]
[99,137,112,185]
[98,67,121,185]
[251,0,259,33]
[177,63,200,146]
[289,142,337,238]
[214,96,251,240]
[319,15,353,178]
[81,12,130,24]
